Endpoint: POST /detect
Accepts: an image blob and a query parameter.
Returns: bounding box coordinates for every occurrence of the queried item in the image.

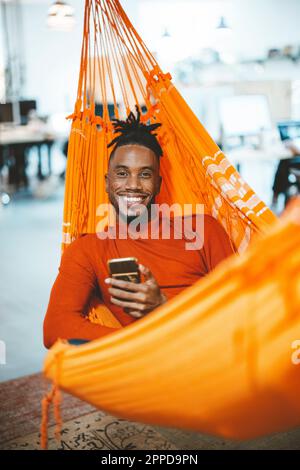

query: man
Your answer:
[43,109,234,348]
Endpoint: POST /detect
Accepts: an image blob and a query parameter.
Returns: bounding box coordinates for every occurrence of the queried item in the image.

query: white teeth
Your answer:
[120,196,144,203]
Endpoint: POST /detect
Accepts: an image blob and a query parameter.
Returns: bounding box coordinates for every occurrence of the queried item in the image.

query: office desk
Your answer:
[0,125,56,186]
[0,125,55,145]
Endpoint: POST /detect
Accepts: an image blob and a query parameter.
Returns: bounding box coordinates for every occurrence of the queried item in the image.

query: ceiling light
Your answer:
[47,1,75,32]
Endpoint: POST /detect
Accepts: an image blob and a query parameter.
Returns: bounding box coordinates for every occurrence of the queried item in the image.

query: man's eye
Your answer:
[140,172,152,178]
[116,171,128,177]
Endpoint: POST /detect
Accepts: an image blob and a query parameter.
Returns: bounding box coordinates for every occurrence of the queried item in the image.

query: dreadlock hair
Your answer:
[107,105,163,162]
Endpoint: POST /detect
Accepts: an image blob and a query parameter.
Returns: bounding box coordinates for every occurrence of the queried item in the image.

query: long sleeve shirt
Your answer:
[43,214,235,348]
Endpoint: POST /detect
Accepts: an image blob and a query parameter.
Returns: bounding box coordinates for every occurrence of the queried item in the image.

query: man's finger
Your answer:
[110,297,148,311]
[126,311,144,319]
[108,287,147,303]
[139,264,156,283]
[124,307,143,318]
[105,277,147,292]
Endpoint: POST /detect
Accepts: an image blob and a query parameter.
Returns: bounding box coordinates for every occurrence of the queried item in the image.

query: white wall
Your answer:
[21,0,84,115]
[19,0,138,115]
[139,0,300,65]
[0,6,5,101]
[3,0,300,115]
[230,0,300,61]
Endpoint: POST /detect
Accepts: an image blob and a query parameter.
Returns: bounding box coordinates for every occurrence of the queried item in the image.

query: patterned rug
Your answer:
[3,410,177,450]
[0,373,176,450]
[1,373,300,450]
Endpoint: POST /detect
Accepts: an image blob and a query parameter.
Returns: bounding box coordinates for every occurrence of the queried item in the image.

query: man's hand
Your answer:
[105,264,167,318]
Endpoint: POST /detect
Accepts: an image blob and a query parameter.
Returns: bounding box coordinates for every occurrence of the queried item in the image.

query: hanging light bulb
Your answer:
[214,16,235,64]
[216,16,231,31]
[162,28,171,38]
[47,1,75,32]
[158,26,175,69]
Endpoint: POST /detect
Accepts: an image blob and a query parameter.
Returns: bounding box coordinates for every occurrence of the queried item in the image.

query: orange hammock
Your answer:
[43,200,300,447]
[42,0,300,446]
[62,0,275,252]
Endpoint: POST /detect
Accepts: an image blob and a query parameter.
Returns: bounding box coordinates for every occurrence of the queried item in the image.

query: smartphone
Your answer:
[107,257,141,283]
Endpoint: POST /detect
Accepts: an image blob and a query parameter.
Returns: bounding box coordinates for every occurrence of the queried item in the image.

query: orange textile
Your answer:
[62,0,276,253]
[42,0,300,447]
[43,206,300,441]
[43,215,235,348]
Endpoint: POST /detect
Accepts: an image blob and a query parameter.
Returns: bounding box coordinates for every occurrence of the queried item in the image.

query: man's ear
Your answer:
[105,173,108,193]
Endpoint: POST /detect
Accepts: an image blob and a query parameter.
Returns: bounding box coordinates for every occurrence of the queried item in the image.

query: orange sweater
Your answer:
[43,215,235,348]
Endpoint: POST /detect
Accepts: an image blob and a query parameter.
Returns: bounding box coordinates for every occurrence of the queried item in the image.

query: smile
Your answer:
[118,195,147,204]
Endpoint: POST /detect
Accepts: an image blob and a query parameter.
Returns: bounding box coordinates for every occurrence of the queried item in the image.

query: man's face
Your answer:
[105,144,162,219]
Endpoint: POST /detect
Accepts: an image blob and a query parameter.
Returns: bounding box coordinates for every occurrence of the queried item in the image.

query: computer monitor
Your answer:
[0,102,14,124]
[277,121,300,141]
[19,100,37,125]
[95,103,118,119]
[95,103,148,122]
[219,95,272,138]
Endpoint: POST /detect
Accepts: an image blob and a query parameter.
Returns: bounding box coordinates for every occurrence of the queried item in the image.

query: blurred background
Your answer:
[1,0,300,382]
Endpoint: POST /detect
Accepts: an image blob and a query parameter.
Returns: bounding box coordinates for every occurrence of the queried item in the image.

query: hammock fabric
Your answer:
[43,200,300,447]
[42,0,300,447]
[62,0,275,254]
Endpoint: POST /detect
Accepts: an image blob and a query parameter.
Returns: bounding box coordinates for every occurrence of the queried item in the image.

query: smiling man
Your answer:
[43,108,235,348]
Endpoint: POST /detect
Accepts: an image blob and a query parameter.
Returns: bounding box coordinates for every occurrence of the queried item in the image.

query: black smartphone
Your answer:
[107,257,141,283]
